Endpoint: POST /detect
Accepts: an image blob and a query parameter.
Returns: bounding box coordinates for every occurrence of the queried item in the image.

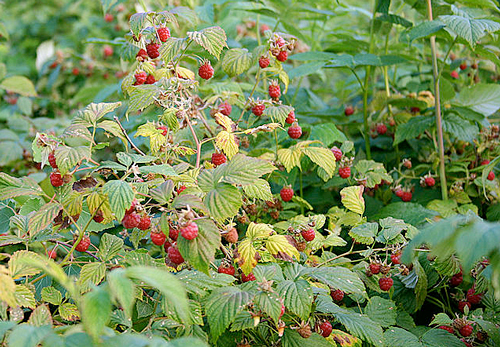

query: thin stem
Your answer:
[114,116,146,156]
[186,115,201,168]
[426,0,448,200]
[238,69,261,123]
[174,40,193,73]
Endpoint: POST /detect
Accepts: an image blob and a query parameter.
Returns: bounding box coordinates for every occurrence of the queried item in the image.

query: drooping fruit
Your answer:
[331,146,342,161]
[146,42,160,59]
[391,252,402,265]
[466,287,483,305]
[50,171,64,187]
[344,106,354,116]
[138,214,151,230]
[251,103,265,116]
[268,81,281,99]
[458,301,471,313]
[450,273,463,286]
[301,228,315,242]
[211,152,227,166]
[276,50,288,62]
[259,56,270,68]
[145,74,156,84]
[75,235,91,252]
[134,71,147,85]
[103,45,113,57]
[369,262,381,274]
[376,123,387,135]
[122,212,141,229]
[218,102,232,116]
[451,70,459,79]
[150,230,166,245]
[224,228,239,243]
[401,191,412,202]
[318,321,333,338]
[438,325,454,334]
[168,245,184,264]
[157,27,170,42]
[218,264,235,276]
[379,277,394,291]
[288,123,302,139]
[280,186,294,202]
[198,60,214,80]
[241,272,256,282]
[425,176,435,187]
[330,289,344,302]
[338,166,351,179]
[285,110,296,124]
[48,152,58,168]
[93,210,104,223]
[459,325,473,337]
[180,222,199,240]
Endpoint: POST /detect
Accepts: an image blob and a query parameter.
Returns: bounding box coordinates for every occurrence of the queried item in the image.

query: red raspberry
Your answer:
[103,45,113,57]
[318,321,333,338]
[301,228,315,242]
[259,56,270,68]
[471,62,478,69]
[466,287,483,305]
[126,199,138,215]
[395,189,404,198]
[379,277,393,291]
[198,61,214,80]
[450,273,463,286]
[138,214,151,230]
[331,146,342,161]
[104,13,113,22]
[461,339,472,347]
[460,62,467,70]
[330,289,344,302]
[344,106,354,116]
[459,325,473,337]
[150,231,166,245]
[458,301,471,313]
[260,24,270,34]
[403,159,412,169]
[288,124,302,139]
[211,152,227,166]
[50,171,64,187]
[145,74,156,84]
[487,171,495,180]
[339,166,351,179]
[168,245,184,265]
[48,249,57,259]
[136,49,148,61]
[157,27,170,42]
[122,212,141,229]
[438,326,454,334]
[158,125,168,136]
[391,252,402,265]
[252,103,265,116]
[276,50,288,62]
[269,81,281,99]
[219,102,232,116]
[48,152,58,168]
[180,222,199,240]
[401,191,412,202]
[134,71,147,85]
[146,42,160,59]
[280,186,294,202]
[169,227,179,241]
[177,185,187,194]
[93,210,104,223]
[411,107,420,114]
[481,160,490,166]
[425,176,435,187]
[451,70,459,79]
[285,110,296,124]
[241,272,256,282]
[75,235,91,252]
[369,263,381,274]
[275,36,286,48]
[224,228,239,243]
[72,68,80,76]
[376,123,387,135]
[163,241,172,252]
[218,264,235,276]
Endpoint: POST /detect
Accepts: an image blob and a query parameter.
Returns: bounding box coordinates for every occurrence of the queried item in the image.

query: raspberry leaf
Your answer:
[187,26,228,59]
[222,48,253,77]
[27,202,63,237]
[340,186,365,215]
[103,180,134,221]
[277,279,313,320]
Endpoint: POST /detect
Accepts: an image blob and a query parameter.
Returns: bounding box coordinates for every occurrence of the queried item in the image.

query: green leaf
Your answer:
[177,218,220,274]
[15,285,36,309]
[454,83,500,116]
[282,330,332,347]
[204,183,242,221]
[97,233,124,262]
[373,202,438,228]
[301,147,336,180]
[340,186,365,215]
[365,297,397,327]
[222,48,253,77]
[276,279,313,320]
[349,222,378,245]
[307,267,366,295]
[28,203,62,237]
[430,313,453,326]
[254,291,282,322]
[77,262,106,293]
[0,173,43,199]
[442,114,478,143]
[128,85,161,113]
[0,76,37,97]
[103,180,135,221]
[440,13,500,49]
[187,26,227,59]
[177,270,236,297]
[28,304,52,326]
[377,14,413,28]
[82,286,112,340]
[129,13,149,37]
[138,164,178,176]
[205,287,253,341]
[421,329,464,347]
[222,154,276,186]
[41,287,62,306]
[384,327,421,347]
[401,20,445,43]
[308,123,347,147]
[234,239,259,275]
[159,37,187,63]
[394,116,434,145]
[262,105,294,125]
[7,324,51,347]
[277,146,302,172]
[243,179,273,201]
[54,146,90,175]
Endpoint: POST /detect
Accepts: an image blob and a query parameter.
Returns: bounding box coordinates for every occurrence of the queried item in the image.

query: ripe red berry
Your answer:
[451,70,459,79]
[460,62,467,70]
[276,50,288,62]
[146,42,160,59]
[259,56,270,68]
[369,263,381,274]
[331,289,344,302]
[301,228,315,242]
[461,339,472,347]
[177,185,187,194]
[401,191,412,202]
[438,326,454,334]
[288,124,302,139]
[134,71,147,85]
[48,249,57,259]
[136,49,148,61]
[104,13,114,22]
[269,82,281,99]
[403,159,412,169]
[122,212,141,229]
[319,321,333,338]
[72,68,80,76]
[459,325,473,337]
[48,152,58,169]
[198,61,214,80]
[252,103,265,116]
[163,241,172,252]
[138,214,151,230]
[219,102,232,116]
[93,210,104,223]
[280,186,294,202]
[458,301,471,313]
[75,235,91,252]
[150,231,166,245]
[466,287,483,305]
[285,110,296,124]
[395,189,404,198]
[339,166,351,179]
[50,171,64,187]
[145,74,156,84]
[211,152,227,166]
[169,227,179,241]
[241,272,256,282]
[218,264,235,276]
[344,106,354,116]
[379,277,393,291]
[157,27,170,42]
[450,273,463,286]
[411,107,420,114]
[376,123,387,135]
[487,171,495,181]
[331,146,342,161]
[425,176,435,187]
[168,245,184,265]
[158,125,168,136]
[391,252,402,265]
[180,222,199,240]
[260,24,270,34]
[103,45,113,57]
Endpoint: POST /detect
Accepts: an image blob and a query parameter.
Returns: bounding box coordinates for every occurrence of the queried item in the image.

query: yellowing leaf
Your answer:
[59,303,80,321]
[15,285,36,308]
[265,235,300,261]
[214,112,234,132]
[277,147,302,172]
[301,146,336,179]
[135,122,167,153]
[328,329,362,346]
[234,239,258,275]
[247,222,273,240]
[215,130,238,159]
[0,268,17,307]
[8,251,42,279]
[176,66,195,80]
[340,186,365,215]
